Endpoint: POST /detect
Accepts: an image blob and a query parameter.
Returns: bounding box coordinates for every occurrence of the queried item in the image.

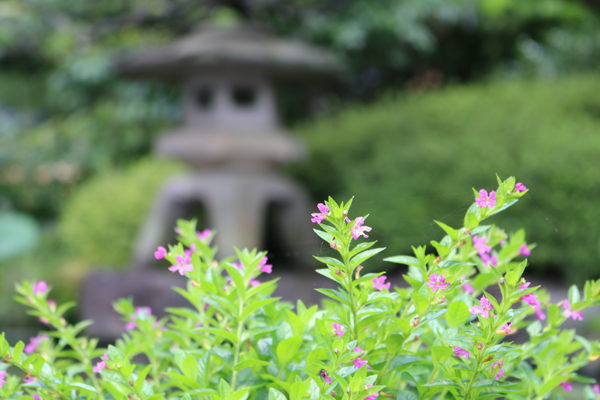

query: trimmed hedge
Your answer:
[59,158,186,268]
[293,75,600,283]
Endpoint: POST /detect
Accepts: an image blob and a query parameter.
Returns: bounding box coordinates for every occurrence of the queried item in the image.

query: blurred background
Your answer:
[2,0,600,355]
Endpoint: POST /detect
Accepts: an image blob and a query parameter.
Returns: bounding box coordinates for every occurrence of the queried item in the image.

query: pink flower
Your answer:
[491,361,505,380]
[333,323,346,337]
[519,282,531,289]
[594,384,599,394]
[475,189,496,209]
[522,293,540,307]
[481,253,497,267]
[135,306,151,315]
[311,203,330,223]
[23,376,37,383]
[535,306,546,321]
[0,371,5,388]
[33,395,41,400]
[561,381,572,392]
[184,243,196,257]
[232,262,243,270]
[93,360,106,373]
[24,334,49,354]
[125,321,137,330]
[499,322,513,334]
[320,370,332,385]
[462,282,474,294]
[259,257,272,274]
[168,254,194,275]
[353,357,369,370]
[562,300,583,321]
[372,276,390,291]
[472,235,491,256]
[520,243,531,257]
[197,229,212,241]
[364,385,379,400]
[351,217,372,240]
[470,295,493,318]
[33,281,48,296]
[250,279,260,287]
[453,346,470,358]
[426,273,451,292]
[154,246,167,259]
[515,183,527,193]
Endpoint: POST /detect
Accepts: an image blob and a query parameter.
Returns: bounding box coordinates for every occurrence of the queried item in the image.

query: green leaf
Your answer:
[568,285,580,305]
[65,383,98,393]
[182,354,198,381]
[432,346,453,364]
[313,229,334,244]
[234,359,273,371]
[12,341,24,363]
[289,381,307,400]
[276,336,303,367]
[227,388,250,400]
[445,301,470,328]
[350,247,386,268]
[396,389,418,400]
[411,293,429,317]
[464,212,479,230]
[223,263,246,301]
[384,255,421,267]
[220,378,232,399]
[195,327,238,344]
[385,334,404,355]
[314,288,352,307]
[269,388,288,400]
[240,298,279,321]
[435,220,458,241]
[135,364,153,394]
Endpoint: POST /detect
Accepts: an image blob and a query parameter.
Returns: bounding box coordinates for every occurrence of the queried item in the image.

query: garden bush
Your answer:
[59,157,186,268]
[292,75,600,283]
[2,176,600,400]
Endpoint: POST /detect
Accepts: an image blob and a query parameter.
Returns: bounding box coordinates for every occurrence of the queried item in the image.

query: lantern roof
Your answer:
[115,23,340,81]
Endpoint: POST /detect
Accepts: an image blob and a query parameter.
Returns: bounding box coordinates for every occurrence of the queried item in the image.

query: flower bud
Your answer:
[412,317,419,327]
[191,280,201,288]
[432,297,447,305]
[477,343,483,350]
[332,391,337,397]
[355,265,363,280]
[589,354,600,361]
[434,256,441,264]
[347,388,350,393]
[499,277,505,284]
[483,355,494,363]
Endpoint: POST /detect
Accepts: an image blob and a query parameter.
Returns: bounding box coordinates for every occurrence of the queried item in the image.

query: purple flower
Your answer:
[426,273,451,292]
[481,253,498,267]
[520,243,531,257]
[515,182,527,193]
[594,384,599,394]
[353,357,369,370]
[499,322,513,334]
[519,282,531,289]
[351,217,372,240]
[184,243,196,257]
[33,395,41,400]
[462,282,474,294]
[0,371,5,388]
[125,321,137,330]
[475,189,496,209]
[472,235,491,256]
[154,246,167,259]
[522,293,540,307]
[196,229,212,242]
[24,334,49,354]
[562,300,583,321]
[535,306,546,321]
[93,360,106,373]
[491,360,505,380]
[320,370,332,385]
[33,281,48,296]
[453,346,470,358]
[311,203,330,223]
[333,323,346,337]
[470,295,493,318]
[232,262,243,270]
[259,257,272,274]
[561,381,572,392]
[168,254,194,275]
[249,278,260,287]
[23,376,37,383]
[364,385,379,400]
[372,276,390,291]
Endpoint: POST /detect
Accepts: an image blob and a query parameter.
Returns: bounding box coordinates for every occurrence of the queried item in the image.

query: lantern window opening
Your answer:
[232,86,257,108]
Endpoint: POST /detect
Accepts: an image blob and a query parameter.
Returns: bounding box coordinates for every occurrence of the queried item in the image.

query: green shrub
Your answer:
[59,157,186,268]
[293,75,600,283]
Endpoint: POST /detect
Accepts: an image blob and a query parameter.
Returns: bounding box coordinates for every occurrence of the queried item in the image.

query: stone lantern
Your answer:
[80,23,339,340]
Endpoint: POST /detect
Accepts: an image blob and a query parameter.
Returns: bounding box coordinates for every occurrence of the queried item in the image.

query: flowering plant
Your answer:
[2,175,600,400]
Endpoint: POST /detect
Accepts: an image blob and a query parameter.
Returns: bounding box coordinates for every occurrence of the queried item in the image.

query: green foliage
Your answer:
[293,75,600,282]
[59,158,186,268]
[2,177,600,399]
